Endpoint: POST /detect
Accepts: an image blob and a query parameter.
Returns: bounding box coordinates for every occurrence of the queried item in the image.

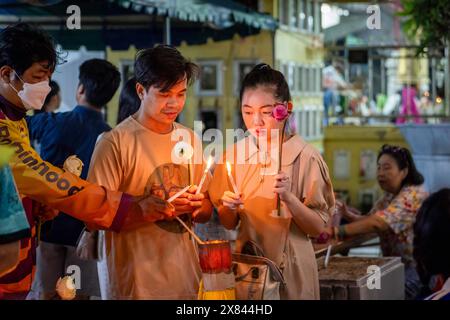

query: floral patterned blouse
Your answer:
[370,184,428,268]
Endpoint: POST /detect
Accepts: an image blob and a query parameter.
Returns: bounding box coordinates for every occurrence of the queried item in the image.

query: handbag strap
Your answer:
[232,253,286,285]
[279,141,304,269]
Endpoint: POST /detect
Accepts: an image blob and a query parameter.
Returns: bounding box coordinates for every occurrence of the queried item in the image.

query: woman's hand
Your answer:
[335,200,349,218]
[273,171,292,202]
[220,191,243,211]
[336,200,362,222]
[218,191,242,230]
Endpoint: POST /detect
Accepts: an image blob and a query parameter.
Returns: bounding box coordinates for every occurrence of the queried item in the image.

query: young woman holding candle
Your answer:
[209,64,335,299]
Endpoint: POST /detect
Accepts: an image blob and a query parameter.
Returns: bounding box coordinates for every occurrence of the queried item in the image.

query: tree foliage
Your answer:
[400,0,450,55]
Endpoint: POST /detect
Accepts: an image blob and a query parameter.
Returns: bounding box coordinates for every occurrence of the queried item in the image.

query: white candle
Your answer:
[167,185,192,203]
[226,161,239,194]
[195,156,213,195]
[226,161,244,210]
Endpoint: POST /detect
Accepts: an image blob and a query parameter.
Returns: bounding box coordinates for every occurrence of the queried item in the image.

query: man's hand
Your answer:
[168,185,204,218]
[187,186,212,222]
[34,203,59,222]
[135,195,175,222]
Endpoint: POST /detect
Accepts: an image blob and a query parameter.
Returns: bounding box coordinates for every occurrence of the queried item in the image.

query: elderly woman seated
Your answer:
[324,145,428,300]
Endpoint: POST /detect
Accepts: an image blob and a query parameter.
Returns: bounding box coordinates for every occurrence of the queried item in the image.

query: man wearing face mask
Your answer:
[0,23,174,299]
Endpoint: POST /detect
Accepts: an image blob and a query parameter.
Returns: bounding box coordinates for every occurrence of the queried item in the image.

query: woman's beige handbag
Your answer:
[232,241,286,300]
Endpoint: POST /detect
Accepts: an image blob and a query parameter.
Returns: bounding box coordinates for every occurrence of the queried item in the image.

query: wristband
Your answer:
[338,225,347,240]
[333,226,339,241]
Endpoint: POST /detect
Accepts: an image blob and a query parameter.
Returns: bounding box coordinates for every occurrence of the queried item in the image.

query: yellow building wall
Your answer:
[275,28,325,149]
[178,32,274,131]
[397,48,429,88]
[323,125,409,209]
[105,45,138,127]
[260,0,277,16]
[104,0,325,152]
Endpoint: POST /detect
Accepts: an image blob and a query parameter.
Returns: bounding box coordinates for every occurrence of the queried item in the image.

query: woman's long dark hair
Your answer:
[239,63,295,135]
[378,144,424,187]
[117,77,140,124]
[239,63,291,103]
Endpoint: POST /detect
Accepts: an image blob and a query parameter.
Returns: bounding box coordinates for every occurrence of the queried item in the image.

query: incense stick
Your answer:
[324,244,332,268]
[175,216,204,245]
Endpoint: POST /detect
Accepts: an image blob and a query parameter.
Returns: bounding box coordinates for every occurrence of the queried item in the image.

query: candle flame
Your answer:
[226,161,232,176]
[206,156,213,170]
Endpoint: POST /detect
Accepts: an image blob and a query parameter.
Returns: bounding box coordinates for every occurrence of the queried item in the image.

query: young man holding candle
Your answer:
[88,45,212,299]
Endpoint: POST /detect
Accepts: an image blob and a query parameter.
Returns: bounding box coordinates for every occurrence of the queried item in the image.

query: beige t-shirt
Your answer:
[88,116,204,300]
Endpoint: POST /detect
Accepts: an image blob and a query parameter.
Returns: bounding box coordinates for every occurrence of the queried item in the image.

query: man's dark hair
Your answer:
[414,188,450,286]
[134,44,198,92]
[0,22,62,75]
[78,59,121,108]
[378,144,424,187]
[117,77,140,124]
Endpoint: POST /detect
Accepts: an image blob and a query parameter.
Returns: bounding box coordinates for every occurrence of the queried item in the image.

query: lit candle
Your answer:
[226,161,244,210]
[226,161,238,194]
[196,156,213,195]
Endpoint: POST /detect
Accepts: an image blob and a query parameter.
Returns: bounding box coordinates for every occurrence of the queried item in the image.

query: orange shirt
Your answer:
[0,95,132,298]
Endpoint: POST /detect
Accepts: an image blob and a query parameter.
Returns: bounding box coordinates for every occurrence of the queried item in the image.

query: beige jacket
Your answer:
[209,134,335,299]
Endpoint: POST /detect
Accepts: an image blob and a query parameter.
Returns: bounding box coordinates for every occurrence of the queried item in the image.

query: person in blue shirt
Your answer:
[26,58,121,299]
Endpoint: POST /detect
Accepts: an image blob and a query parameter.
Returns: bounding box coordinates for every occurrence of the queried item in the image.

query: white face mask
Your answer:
[9,71,51,111]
